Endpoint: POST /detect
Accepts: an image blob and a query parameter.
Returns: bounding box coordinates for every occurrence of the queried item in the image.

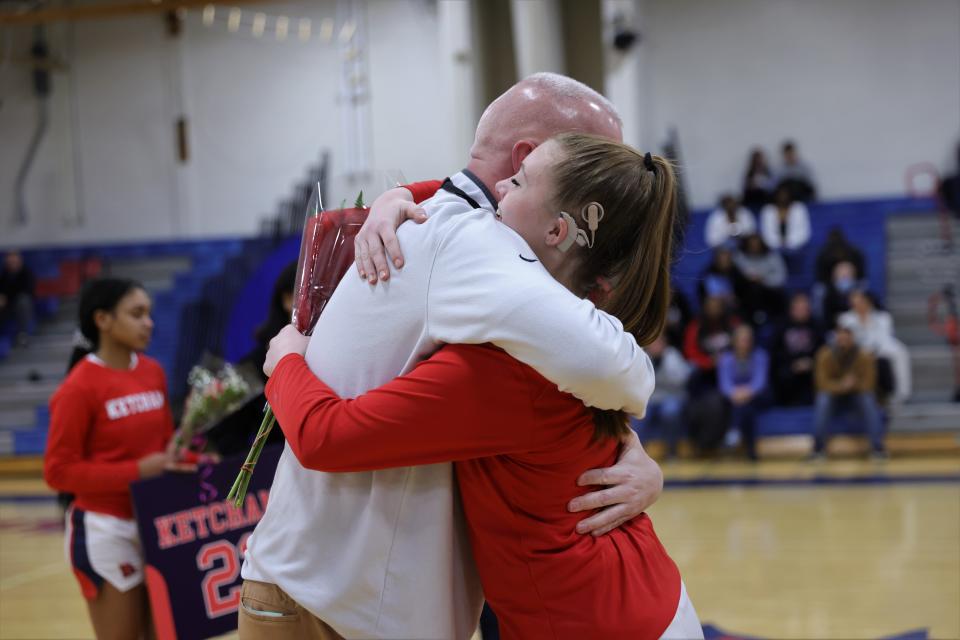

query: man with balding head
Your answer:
[356,72,623,282]
[240,73,663,640]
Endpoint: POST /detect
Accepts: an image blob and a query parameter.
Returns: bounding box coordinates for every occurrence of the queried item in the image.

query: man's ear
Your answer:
[511,140,537,173]
[545,215,568,248]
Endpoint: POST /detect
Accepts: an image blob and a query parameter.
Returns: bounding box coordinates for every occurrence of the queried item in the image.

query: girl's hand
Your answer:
[567,429,663,536]
[137,452,170,478]
[355,187,427,284]
[264,324,310,377]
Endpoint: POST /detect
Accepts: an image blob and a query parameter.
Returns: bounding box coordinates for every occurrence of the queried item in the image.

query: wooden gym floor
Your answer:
[1,453,958,640]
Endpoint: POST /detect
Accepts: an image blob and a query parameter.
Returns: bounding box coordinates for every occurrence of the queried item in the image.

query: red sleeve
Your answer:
[265,346,540,472]
[156,365,177,439]
[43,385,140,494]
[402,180,443,204]
[683,320,713,370]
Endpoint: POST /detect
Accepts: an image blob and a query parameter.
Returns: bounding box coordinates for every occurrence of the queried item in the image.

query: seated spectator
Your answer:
[819,260,866,327]
[717,325,769,461]
[742,147,774,212]
[698,247,747,312]
[839,290,912,403]
[664,285,693,352]
[0,250,35,346]
[814,227,866,285]
[771,292,823,406]
[811,322,887,460]
[760,186,811,253]
[774,140,817,202]
[705,194,756,248]
[734,233,787,324]
[684,295,740,392]
[635,334,691,460]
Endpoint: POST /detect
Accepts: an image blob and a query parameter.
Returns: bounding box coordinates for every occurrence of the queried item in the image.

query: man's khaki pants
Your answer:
[238,579,345,640]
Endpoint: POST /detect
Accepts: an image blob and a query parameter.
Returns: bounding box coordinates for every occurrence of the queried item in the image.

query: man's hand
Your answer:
[263,325,310,377]
[568,429,663,536]
[732,386,753,405]
[355,187,427,284]
[840,373,857,392]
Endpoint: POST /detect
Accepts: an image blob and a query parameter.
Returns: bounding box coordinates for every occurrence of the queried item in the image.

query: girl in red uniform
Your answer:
[44,278,175,639]
[263,133,703,639]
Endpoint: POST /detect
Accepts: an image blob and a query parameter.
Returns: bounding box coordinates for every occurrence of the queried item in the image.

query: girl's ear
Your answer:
[545,215,568,248]
[93,309,112,334]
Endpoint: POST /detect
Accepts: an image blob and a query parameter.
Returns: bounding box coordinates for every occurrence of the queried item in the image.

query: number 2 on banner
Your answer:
[197,535,250,619]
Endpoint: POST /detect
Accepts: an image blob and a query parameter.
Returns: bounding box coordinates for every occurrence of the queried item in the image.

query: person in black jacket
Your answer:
[206,262,297,455]
[940,142,960,221]
[771,292,824,405]
[698,247,748,314]
[742,147,773,212]
[0,251,35,346]
[815,228,866,285]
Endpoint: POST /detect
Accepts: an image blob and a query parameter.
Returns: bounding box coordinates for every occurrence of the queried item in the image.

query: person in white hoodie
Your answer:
[839,289,912,403]
[705,194,756,248]
[760,186,811,253]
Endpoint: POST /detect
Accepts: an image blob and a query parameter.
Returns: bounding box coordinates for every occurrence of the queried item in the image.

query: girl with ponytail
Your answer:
[258,134,701,638]
[45,278,176,639]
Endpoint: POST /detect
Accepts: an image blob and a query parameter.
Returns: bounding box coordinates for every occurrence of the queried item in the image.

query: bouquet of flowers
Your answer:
[173,360,259,464]
[227,186,368,506]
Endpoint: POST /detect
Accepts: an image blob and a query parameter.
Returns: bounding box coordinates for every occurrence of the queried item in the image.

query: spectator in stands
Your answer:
[635,333,691,461]
[811,321,887,460]
[814,227,866,285]
[820,260,866,328]
[760,186,811,253]
[742,147,774,212]
[939,141,960,220]
[664,285,693,352]
[717,325,769,461]
[771,292,823,406]
[698,247,747,312]
[684,295,739,391]
[242,261,297,384]
[774,140,817,202]
[734,233,787,324]
[839,289,912,403]
[0,250,36,346]
[705,193,756,248]
[683,296,739,455]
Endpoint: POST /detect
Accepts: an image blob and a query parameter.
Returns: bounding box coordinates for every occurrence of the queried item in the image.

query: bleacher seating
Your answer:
[637,195,937,445]
[0,238,271,455]
[0,196,942,458]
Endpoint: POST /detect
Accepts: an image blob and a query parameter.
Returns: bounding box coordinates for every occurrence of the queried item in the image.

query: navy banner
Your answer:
[131,445,283,640]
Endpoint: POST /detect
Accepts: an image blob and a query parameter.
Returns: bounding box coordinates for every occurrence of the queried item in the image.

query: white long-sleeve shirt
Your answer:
[242,171,656,639]
[760,202,811,250]
[838,309,896,354]
[705,207,756,248]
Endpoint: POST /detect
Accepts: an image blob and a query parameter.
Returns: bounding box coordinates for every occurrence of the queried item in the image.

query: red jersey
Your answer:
[44,354,174,519]
[266,345,680,639]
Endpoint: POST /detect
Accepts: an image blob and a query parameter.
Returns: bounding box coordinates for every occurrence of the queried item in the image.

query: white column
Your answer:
[602,0,646,149]
[439,0,479,161]
[338,0,372,185]
[510,0,566,78]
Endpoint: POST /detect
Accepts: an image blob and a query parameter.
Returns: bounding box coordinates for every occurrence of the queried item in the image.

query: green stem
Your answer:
[227,407,277,507]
